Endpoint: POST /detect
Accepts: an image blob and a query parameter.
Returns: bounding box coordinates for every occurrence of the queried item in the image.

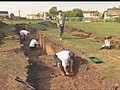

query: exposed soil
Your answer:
[0,21,8,27]
[64,25,120,49]
[0,22,120,90]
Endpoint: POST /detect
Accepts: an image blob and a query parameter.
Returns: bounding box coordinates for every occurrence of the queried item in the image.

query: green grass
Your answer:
[1,19,44,35]
[3,19,44,25]
[43,28,103,55]
[0,38,27,75]
[65,21,120,36]
[0,25,14,35]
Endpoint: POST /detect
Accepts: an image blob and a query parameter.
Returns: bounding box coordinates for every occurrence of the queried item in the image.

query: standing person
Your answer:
[56,10,65,40]
[53,50,75,76]
[29,38,38,50]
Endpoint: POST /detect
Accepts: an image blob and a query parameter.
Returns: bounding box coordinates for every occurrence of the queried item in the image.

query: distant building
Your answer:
[104,6,120,20]
[27,12,45,19]
[105,7,120,18]
[82,10,102,22]
[107,7,120,17]
[0,11,9,20]
[27,14,39,19]
[83,10,102,18]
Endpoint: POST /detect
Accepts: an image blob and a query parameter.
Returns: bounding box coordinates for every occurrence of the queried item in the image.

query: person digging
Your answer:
[53,50,75,76]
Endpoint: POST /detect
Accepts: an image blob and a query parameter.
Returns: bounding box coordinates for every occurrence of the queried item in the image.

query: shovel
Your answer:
[15,76,35,90]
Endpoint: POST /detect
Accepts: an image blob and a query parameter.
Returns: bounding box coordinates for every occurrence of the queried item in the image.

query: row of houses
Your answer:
[0,6,120,20]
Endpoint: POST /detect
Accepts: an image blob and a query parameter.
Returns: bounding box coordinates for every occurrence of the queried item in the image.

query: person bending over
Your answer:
[54,50,75,76]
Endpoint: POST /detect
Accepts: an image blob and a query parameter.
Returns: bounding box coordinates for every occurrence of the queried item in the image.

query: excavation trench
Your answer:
[15,23,66,90]
[14,23,120,90]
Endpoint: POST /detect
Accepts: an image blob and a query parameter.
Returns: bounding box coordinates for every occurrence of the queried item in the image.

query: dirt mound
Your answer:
[0,21,7,27]
[0,21,7,45]
[0,31,6,45]
[65,25,92,38]
[15,23,37,35]
[65,25,120,49]
[38,21,57,28]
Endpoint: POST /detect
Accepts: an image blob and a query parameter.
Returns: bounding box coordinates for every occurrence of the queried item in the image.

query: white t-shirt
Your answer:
[56,50,70,67]
[105,39,110,47]
[20,30,30,36]
[56,15,65,26]
[29,39,38,47]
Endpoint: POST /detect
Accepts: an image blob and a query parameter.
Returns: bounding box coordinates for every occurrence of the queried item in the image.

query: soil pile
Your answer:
[0,21,7,27]
[14,23,37,35]
[65,25,120,49]
[0,31,6,46]
[0,21,7,46]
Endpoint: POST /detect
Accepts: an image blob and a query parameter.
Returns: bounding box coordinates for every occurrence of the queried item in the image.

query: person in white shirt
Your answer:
[20,29,30,37]
[54,50,75,76]
[56,10,65,40]
[99,36,111,50]
[29,38,38,49]
[19,29,30,44]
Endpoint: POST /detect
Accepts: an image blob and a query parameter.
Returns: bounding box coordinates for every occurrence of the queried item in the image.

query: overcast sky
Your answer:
[0,1,120,17]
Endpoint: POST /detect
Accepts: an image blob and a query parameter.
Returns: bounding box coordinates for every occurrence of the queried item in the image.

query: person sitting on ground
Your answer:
[53,49,75,76]
[99,36,111,50]
[29,38,38,50]
[19,28,30,39]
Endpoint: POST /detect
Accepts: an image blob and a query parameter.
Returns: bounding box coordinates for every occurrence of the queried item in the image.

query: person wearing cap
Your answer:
[56,10,65,40]
[53,49,75,76]
[99,36,111,50]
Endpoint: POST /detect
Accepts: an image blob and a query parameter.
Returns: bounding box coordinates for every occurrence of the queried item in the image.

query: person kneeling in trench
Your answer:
[99,36,111,50]
[29,38,38,50]
[53,50,75,76]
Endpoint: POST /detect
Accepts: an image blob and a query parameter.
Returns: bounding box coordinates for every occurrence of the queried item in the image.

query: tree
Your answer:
[72,8,83,17]
[64,8,83,17]
[64,10,73,17]
[49,6,58,19]
[10,13,15,19]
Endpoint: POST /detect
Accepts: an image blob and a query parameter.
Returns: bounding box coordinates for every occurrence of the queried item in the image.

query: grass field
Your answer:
[65,21,120,36]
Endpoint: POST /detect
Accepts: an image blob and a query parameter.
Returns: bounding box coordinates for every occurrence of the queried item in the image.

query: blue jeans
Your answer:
[58,25,64,38]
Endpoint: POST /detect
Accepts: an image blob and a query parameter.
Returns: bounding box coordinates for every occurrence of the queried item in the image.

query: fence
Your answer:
[65,17,103,22]
[65,17,120,23]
